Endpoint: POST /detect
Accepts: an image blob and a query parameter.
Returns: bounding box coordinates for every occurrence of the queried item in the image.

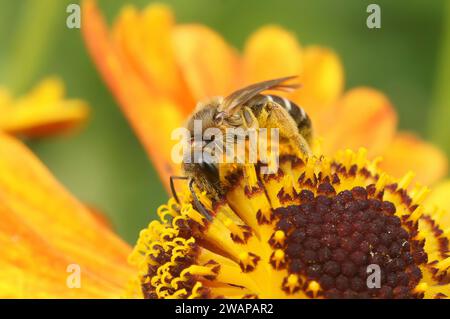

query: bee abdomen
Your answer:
[266,95,313,143]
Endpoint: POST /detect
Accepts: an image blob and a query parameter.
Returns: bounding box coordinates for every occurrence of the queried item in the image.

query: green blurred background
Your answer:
[0,0,449,243]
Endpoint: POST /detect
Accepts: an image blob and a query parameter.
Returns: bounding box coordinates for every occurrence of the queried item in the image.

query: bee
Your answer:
[170,76,313,218]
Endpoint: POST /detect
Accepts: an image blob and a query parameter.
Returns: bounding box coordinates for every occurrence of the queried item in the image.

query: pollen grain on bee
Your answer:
[171,120,280,174]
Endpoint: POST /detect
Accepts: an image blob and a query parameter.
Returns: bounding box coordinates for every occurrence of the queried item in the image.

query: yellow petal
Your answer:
[291,46,344,121]
[426,180,450,229]
[320,87,397,157]
[172,24,240,101]
[82,0,183,189]
[0,78,89,137]
[0,133,134,298]
[380,133,448,186]
[243,25,302,84]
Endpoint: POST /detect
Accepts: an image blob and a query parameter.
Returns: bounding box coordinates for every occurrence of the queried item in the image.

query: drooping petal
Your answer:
[82,0,183,187]
[0,78,89,137]
[320,87,397,157]
[0,133,134,298]
[172,24,240,102]
[242,25,302,85]
[380,133,448,186]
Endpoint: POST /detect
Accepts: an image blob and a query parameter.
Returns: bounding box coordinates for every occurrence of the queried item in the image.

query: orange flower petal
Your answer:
[426,180,450,229]
[0,78,89,138]
[111,3,193,111]
[0,205,127,298]
[82,0,183,188]
[320,87,397,157]
[85,204,115,230]
[243,25,302,84]
[380,133,448,186]
[291,46,344,121]
[0,133,134,298]
[172,24,240,101]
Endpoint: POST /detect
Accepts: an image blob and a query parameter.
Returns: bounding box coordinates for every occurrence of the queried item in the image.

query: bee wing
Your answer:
[220,76,299,114]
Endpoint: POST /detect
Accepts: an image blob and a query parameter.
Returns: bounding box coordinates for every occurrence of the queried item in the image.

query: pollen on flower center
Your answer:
[274,185,425,298]
[128,148,450,299]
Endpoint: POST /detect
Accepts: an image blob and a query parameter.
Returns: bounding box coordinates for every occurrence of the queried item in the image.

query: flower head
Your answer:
[0,0,448,300]
[129,149,450,299]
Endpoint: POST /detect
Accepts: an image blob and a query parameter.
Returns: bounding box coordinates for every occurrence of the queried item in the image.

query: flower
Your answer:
[0,78,133,298]
[0,0,449,299]
[0,77,89,137]
[129,149,450,299]
[82,0,447,189]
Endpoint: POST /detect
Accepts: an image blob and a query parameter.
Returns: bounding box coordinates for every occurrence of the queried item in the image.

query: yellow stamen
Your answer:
[188,282,204,299]
[436,257,450,271]
[282,174,295,198]
[304,156,316,181]
[411,186,430,206]
[414,283,428,294]
[223,217,247,242]
[307,281,321,298]
[319,157,331,179]
[244,163,258,188]
[273,230,286,245]
[284,274,301,294]
[343,149,354,170]
[355,148,368,168]
[180,264,218,281]
[408,206,423,223]
[181,204,206,226]
[238,251,259,272]
[271,249,285,269]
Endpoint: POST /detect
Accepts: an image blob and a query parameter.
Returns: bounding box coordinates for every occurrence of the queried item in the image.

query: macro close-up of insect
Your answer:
[171,76,314,216]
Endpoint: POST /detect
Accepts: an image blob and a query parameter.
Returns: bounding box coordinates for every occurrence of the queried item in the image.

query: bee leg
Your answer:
[170,175,189,203]
[265,102,312,156]
[189,179,213,221]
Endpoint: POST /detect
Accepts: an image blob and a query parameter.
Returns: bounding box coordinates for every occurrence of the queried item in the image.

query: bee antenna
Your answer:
[189,179,213,221]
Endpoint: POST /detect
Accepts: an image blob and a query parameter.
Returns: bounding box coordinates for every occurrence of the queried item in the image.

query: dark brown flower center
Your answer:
[274,184,426,299]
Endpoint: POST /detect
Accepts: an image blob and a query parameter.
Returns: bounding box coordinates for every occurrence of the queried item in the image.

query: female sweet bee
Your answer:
[171,76,313,218]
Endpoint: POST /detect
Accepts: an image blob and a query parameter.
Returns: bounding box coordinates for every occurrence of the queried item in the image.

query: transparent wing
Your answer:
[220,76,299,114]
